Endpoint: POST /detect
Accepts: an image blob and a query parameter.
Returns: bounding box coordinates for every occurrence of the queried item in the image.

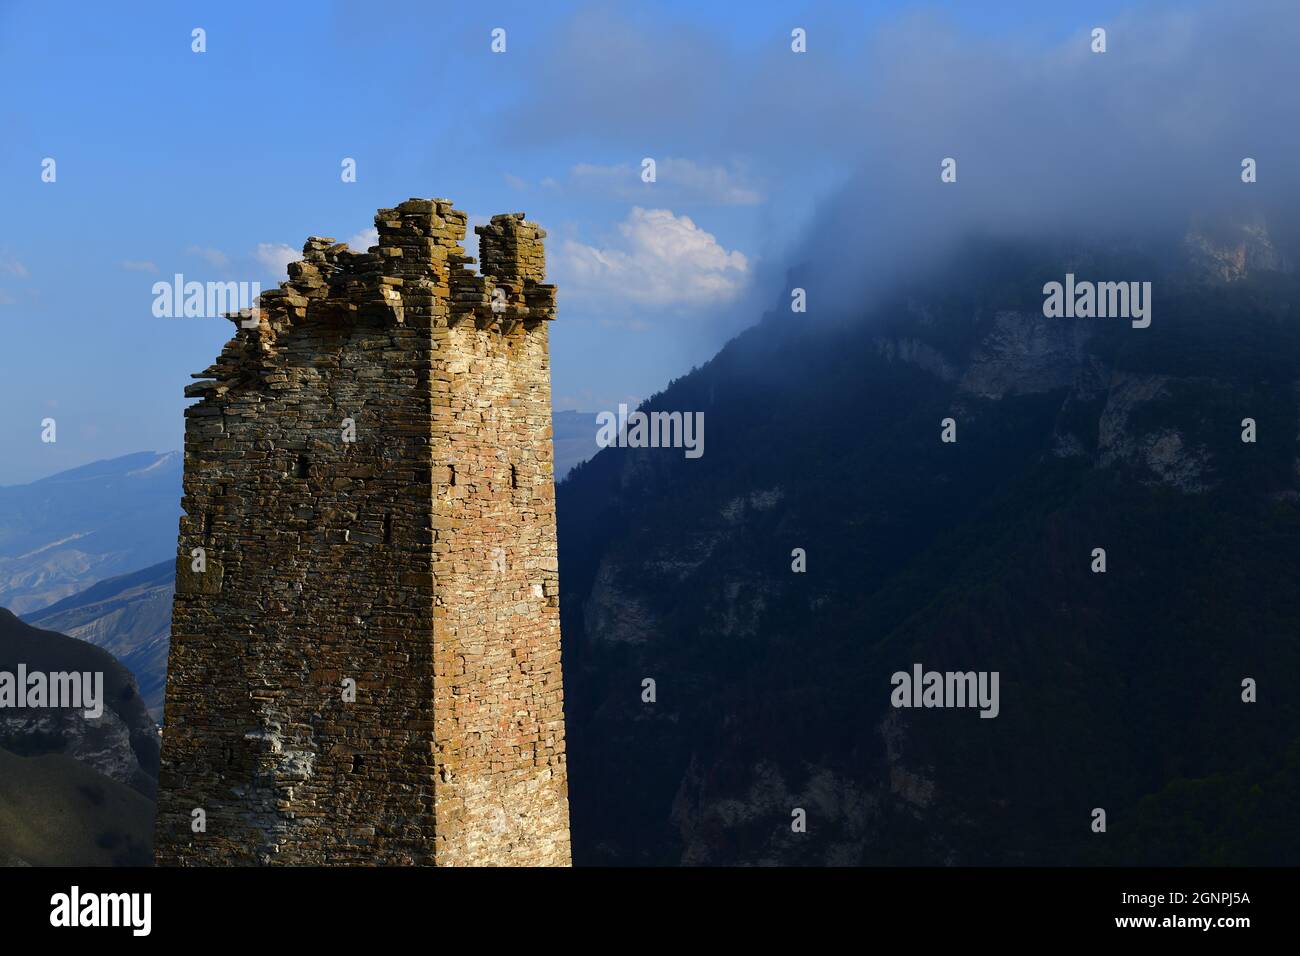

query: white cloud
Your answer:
[186,246,230,269]
[347,227,378,251]
[558,207,748,307]
[569,159,762,205]
[0,257,29,278]
[254,242,298,276]
[118,260,158,273]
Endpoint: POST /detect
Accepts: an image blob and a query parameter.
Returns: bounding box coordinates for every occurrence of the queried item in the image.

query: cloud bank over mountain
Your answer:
[508,1,1300,323]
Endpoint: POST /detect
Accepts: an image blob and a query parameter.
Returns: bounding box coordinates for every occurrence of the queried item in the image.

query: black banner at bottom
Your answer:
[0,866,1279,942]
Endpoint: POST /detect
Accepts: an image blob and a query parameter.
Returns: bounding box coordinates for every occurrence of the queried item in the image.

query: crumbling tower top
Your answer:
[195,199,556,399]
[476,212,547,283]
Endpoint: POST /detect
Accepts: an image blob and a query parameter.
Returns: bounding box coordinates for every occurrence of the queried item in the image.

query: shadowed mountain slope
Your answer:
[557,234,1300,865]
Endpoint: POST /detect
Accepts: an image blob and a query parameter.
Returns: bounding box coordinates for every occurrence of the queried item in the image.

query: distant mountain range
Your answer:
[0,451,181,615]
[26,561,174,719]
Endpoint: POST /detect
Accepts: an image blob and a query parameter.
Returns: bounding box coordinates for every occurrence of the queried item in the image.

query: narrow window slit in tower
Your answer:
[510,464,518,489]
[202,512,213,541]
[448,464,457,486]
[296,455,310,479]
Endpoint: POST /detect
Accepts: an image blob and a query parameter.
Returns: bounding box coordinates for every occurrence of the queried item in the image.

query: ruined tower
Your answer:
[154,199,570,865]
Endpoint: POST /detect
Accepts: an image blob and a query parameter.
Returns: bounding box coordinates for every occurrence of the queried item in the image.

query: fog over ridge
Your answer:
[510,1,1300,325]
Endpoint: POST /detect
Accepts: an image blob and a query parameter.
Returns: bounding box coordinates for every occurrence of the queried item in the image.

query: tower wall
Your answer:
[155,199,569,865]
[431,317,567,865]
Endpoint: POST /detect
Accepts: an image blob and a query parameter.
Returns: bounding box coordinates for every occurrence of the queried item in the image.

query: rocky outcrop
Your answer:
[875,336,958,382]
[958,311,1095,399]
[1183,219,1291,282]
[0,606,158,866]
[0,608,158,797]
[1097,373,1215,492]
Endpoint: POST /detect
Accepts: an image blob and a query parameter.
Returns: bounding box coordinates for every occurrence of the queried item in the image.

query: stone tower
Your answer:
[154,199,570,866]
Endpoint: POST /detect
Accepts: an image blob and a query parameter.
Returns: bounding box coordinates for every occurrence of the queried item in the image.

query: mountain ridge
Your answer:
[25,561,174,718]
[556,232,1300,865]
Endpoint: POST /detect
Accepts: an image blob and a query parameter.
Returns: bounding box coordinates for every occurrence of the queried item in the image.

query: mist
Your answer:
[503,0,1300,327]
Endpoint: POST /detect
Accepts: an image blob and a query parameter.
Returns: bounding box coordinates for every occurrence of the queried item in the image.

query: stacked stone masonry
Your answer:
[154,199,571,865]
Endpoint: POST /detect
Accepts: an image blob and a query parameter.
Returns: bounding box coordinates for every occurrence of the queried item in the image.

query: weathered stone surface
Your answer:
[154,199,570,866]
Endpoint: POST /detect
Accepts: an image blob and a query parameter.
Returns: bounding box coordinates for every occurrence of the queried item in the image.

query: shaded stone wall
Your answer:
[155,199,570,865]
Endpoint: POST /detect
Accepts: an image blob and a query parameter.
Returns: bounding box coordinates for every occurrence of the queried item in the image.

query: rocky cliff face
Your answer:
[0,608,158,865]
[1182,219,1291,283]
[558,233,1300,865]
[0,609,158,795]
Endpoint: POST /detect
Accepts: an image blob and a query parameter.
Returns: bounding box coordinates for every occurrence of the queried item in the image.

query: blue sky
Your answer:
[0,0,1172,483]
